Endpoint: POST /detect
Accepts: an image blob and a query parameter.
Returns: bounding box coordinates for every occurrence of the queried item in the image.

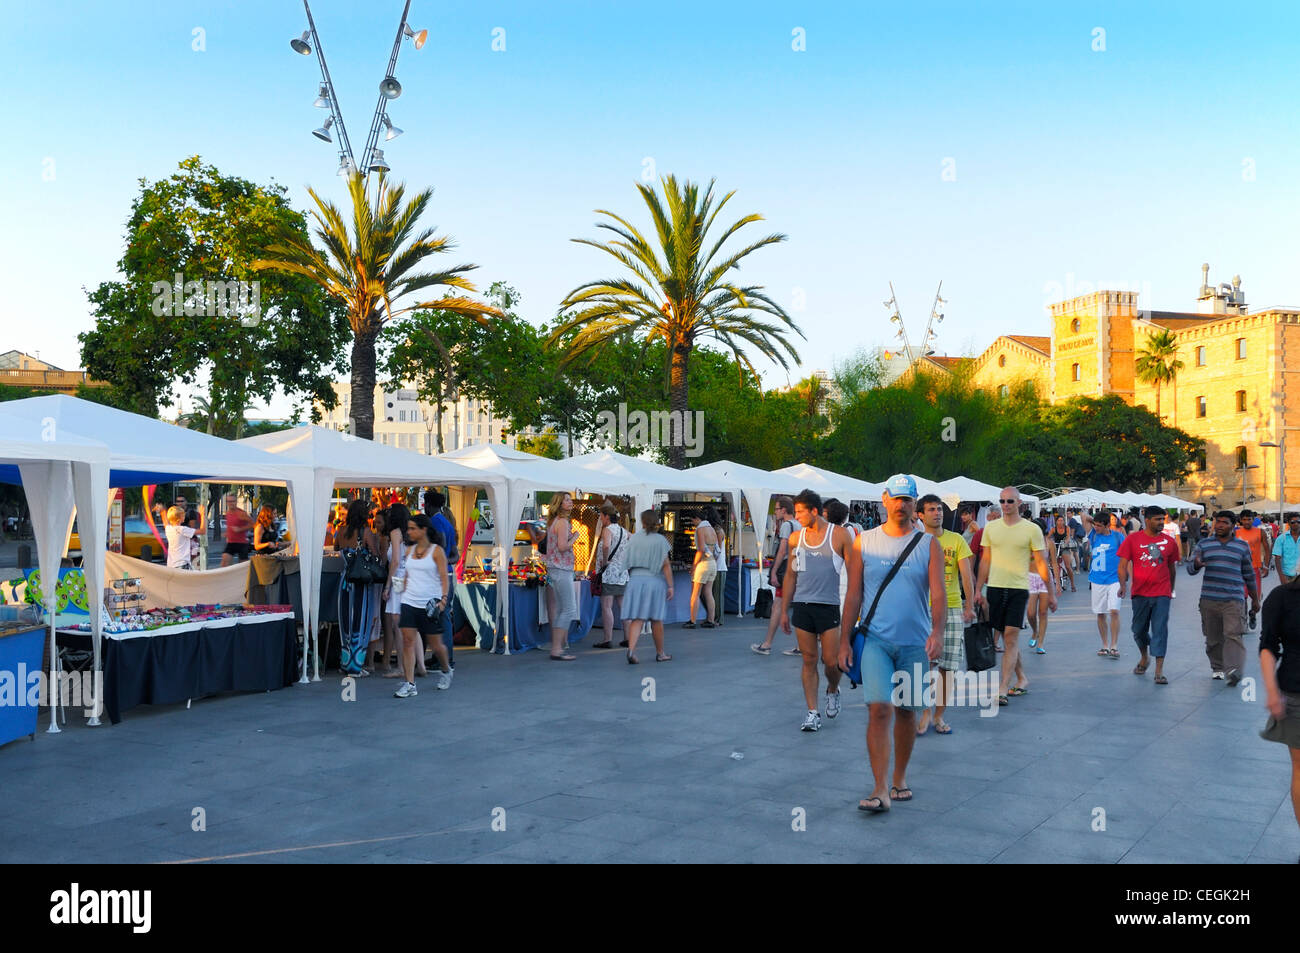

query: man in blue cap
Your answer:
[839,474,945,813]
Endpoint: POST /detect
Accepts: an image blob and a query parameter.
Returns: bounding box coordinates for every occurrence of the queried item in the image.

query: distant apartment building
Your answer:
[316,382,564,456]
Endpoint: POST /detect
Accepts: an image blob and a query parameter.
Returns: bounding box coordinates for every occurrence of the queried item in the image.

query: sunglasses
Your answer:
[1000,499,1017,504]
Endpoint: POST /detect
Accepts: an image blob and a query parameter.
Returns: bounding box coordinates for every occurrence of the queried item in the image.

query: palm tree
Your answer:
[253,172,497,440]
[1135,328,1184,423]
[554,175,803,467]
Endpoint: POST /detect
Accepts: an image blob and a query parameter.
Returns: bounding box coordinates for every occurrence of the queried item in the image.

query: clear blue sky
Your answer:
[2,0,1297,412]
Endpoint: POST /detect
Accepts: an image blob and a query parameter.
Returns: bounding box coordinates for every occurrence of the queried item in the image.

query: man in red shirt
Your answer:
[1235,511,1271,630]
[1118,505,1180,685]
[220,493,254,566]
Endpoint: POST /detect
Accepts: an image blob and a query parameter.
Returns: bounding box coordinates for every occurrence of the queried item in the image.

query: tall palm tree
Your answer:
[253,172,497,440]
[1135,328,1184,423]
[554,175,803,467]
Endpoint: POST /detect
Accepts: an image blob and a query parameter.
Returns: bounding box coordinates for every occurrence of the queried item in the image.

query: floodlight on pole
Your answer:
[313,84,331,108]
[291,30,312,55]
[312,116,334,142]
[367,148,390,173]
[382,114,403,140]
[403,24,428,49]
[379,75,402,99]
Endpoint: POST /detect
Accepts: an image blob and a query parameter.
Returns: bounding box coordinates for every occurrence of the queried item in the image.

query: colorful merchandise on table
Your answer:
[60,603,293,634]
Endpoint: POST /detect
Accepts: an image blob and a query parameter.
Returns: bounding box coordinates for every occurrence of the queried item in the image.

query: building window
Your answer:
[998,354,1006,367]
[1236,338,1246,360]
[1194,448,1207,472]
[1071,318,1081,333]
[1196,396,1206,418]
[399,410,406,422]
[1236,446,1248,469]
[1071,363,1080,382]
[1195,345,1206,366]
[1235,390,1247,412]
[998,385,1009,399]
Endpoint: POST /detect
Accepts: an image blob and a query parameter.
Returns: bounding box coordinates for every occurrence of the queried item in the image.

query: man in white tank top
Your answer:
[779,490,853,732]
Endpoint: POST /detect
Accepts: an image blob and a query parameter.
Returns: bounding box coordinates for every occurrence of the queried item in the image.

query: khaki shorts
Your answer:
[693,560,717,585]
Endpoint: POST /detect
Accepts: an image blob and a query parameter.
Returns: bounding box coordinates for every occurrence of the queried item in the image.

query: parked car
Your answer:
[69,516,164,561]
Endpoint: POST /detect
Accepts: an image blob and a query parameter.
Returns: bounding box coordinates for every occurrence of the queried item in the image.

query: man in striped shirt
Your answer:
[1188,510,1260,686]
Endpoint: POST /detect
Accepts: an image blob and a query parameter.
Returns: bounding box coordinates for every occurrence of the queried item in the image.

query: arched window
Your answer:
[1070,318,1081,333]
[998,354,1006,367]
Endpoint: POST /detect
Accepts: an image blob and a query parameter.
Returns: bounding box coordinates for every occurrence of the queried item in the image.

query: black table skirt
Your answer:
[102,618,298,724]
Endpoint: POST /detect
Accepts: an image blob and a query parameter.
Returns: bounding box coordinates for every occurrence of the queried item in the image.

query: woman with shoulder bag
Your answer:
[392,514,452,698]
[334,500,384,675]
[591,502,630,649]
[381,503,415,678]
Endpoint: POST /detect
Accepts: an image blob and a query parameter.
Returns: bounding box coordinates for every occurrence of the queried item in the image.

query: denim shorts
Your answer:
[861,633,930,710]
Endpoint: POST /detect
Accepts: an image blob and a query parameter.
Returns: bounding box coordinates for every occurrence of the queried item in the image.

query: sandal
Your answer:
[935,721,952,734]
[682,622,697,629]
[1035,647,1046,654]
[626,652,639,664]
[998,695,1009,706]
[1133,662,1148,675]
[381,669,403,678]
[656,653,672,662]
[591,641,612,649]
[1008,686,1028,696]
[1097,648,1110,657]
[857,796,890,813]
[889,786,913,802]
[1109,649,1120,658]
[1154,674,1168,685]
[701,620,715,629]
[550,653,576,661]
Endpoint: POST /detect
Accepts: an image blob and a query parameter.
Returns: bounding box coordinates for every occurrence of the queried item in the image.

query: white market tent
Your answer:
[1037,488,1204,513]
[688,459,806,572]
[773,463,884,502]
[438,444,646,650]
[239,425,509,676]
[0,395,316,687]
[1230,498,1300,515]
[0,409,111,731]
[569,449,748,615]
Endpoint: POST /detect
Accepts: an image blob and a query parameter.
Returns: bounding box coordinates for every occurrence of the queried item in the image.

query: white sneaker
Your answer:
[825,690,841,719]
[437,668,454,691]
[782,646,802,657]
[394,681,418,698]
[800,710,822,732]
[1211,671,1225,680]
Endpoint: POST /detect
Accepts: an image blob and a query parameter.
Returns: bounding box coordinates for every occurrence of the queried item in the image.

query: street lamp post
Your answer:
[1237,463,1260,509]
[289,0,425,178]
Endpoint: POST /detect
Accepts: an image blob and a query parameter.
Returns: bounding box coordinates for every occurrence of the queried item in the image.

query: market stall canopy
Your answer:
[0,409,112,729]
[1229,498,1299,514]
[568,449,740,515]
[438,444,648,649]
[0,395,316,683]
[687,460,807,565]
[772,463,884,502]
[935,476,1039,506]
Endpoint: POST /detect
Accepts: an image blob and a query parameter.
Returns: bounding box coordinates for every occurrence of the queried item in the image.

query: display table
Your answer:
[0,624,44,746]
[58,612,297,724]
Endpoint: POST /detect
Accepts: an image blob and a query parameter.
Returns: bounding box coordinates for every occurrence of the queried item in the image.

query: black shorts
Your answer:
[398,602,438,635]
[223,541,251,559]
[791,602,840,635]
[986,586,1029,632]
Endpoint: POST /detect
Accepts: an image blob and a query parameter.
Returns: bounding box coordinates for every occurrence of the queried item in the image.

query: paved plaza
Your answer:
[1,566,1296,864]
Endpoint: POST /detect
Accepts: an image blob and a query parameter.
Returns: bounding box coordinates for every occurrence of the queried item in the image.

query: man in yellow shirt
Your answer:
[917,494,975,734]
[975,487,1055,706]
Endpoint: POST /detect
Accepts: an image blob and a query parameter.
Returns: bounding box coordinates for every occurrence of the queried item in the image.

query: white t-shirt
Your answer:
[166,524,197,569]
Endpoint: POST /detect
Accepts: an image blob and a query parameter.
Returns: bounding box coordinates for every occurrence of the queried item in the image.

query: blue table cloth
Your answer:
[0,625,43,746]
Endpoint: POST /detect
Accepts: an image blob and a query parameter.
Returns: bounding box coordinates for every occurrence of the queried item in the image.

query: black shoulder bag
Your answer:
[842,532,925,689]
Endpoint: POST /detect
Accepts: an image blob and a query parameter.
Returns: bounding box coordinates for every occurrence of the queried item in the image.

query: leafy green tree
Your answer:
[516,431,563,459]
[1045,395,1201,490]
[555,175,803,466]
[79,156,351,431]
[253,171,498,440]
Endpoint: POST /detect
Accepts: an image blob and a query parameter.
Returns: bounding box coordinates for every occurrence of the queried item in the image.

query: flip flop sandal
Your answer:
[626,652,639,664]
[889,786,913,802]
[1008,687,1028,696]
[857,797,890,813]
[1153,674,1168,684]
[682,622,697,629]
[656,654,672,662]
[998,695,1009,706]
[591,641,612,649]
[1097,649,1110,657]
[935,721,953,734]
[550,654,576,661]
[1133,663,1148,675]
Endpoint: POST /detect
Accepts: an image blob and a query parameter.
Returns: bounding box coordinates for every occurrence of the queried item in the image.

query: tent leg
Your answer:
[312,621,321,681]
[46,619,61,734]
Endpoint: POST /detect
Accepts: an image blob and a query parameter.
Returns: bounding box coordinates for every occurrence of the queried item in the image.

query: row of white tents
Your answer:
[0,395,1217,730]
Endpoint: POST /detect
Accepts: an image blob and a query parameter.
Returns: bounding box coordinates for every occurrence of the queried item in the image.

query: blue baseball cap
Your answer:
[884,474,918,499]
